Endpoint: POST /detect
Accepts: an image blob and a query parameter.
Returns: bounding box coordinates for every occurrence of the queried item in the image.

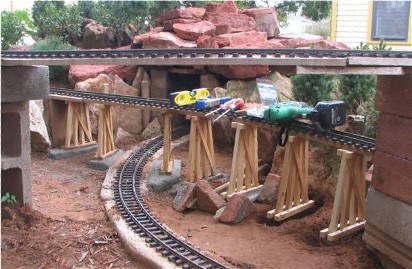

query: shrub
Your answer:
[290,74,335,106]
[31,37,74,82]
[357,98,379,138]
[301,1,332,21]
[304,18,331,39]
[32,1,83,44]
[338,75,377,113]
[1,10,31,49]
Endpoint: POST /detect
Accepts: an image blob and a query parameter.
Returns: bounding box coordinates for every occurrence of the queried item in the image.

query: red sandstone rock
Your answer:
[278,33,323,40]
[163,18,200,32]
[197,35,219,48]
[68,65,137,87]
[376,113,412,161]
[135,32,197,49]
[157,8,204,26]
[214,31,267,47]
[372,151,412,205]
[209,65,270,79]
[242,7,280,38]
[228,39,285,48]
[314,40,351,50]
[375,75,412,118]
[173,21,216,41]
[196,180,226,213]
[173,182,197,212]
[218,193,255,224]
[203,12,256,33]
[205,0,239,14]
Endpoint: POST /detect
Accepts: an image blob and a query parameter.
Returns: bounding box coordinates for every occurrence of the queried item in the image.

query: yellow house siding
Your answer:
[332,0,412,51]
[333,1,369,49]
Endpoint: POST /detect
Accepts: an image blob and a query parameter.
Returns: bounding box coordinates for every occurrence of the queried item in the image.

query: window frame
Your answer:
[367,0,412,46]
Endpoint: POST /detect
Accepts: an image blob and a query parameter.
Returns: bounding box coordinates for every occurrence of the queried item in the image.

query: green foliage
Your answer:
[290,74,335,106]
[357,98,379,138]
[300,1,332,21]
[338,75,377,113]
[1,10,35,50]
[304,18,331,39]
[32,1,83,43]
[1,192,17,205]
[31,37,74,82]
[274,1,300,27]
[93,1,159,46]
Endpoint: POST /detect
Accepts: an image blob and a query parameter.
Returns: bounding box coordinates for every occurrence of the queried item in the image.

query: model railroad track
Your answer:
[3,48,412,59]
[113,127,228,269]
[50,88,376,153]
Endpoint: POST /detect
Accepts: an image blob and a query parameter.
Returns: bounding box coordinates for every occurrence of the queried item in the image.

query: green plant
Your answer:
[290,74,335,106]
[31,37,74,82]
[357,98,379,138]
[1,192,17,205]
[304,18,331,39]
[32,1,83,44]
[300,1,332,21]
[338,74,377,113]
[1,10,35,50]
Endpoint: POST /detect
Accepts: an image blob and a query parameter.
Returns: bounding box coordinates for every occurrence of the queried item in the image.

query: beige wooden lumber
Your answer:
[269,136,314,220]
[321,149,367,241]
[297,66,405,75]
[162,112,172,173]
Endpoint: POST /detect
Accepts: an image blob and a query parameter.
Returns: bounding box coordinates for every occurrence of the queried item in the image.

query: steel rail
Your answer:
[2,48,412,67]
[50,88,376,154]
[114,127,228,269]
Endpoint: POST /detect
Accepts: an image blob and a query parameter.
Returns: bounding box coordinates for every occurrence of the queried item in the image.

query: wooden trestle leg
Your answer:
[221,122,260,199]
[186,115,216,182]
[64,101,95,149]
[267,136,314,221]
[96,104,116,159]
[320,149,366,241]
[161,112,173,174]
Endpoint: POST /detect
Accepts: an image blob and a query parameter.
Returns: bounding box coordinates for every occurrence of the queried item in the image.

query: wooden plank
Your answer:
[297,66,405,75]
[349,57,412,67]
[274,200,315,221]
[65,103,74,147]
[325,221,366,242]
[162,112,172,173]
[1,56,348,67]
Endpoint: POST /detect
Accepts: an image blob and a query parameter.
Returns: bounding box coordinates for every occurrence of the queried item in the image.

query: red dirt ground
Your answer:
[1,138,381,269]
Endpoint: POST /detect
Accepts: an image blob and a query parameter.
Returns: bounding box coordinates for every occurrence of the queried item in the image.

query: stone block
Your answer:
[47,99,68,147]
[375,75,412,118]
[218,193,255,224]
[1,102,31,206]
[146,160,182,192]
[258,173,280,203]
[172,182,196,212]
[196,180,226,213]
[376,113,412,161]
[150,69,169,99]
[1,66,49,103]
[372,151,412,205]
[363,188,412,269]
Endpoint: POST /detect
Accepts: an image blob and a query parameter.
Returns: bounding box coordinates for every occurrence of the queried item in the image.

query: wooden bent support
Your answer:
[186,115,216,182]
[161,112,173,173]
[221,122,260,199]
[96,104,116,159]
[320,149,366,242]
[64,101,95,149]
[267,136,314,221]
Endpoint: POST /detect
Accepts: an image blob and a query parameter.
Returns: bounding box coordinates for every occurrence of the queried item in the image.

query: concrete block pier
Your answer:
[1,65,49,206]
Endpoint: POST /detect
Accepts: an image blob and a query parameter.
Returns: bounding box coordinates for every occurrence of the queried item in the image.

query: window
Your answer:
[369,0,412,45]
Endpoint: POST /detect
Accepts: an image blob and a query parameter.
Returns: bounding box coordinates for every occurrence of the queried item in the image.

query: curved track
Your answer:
[114,126,228,269]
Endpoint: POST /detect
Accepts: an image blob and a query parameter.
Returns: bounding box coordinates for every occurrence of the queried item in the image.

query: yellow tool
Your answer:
[170,88,210,106]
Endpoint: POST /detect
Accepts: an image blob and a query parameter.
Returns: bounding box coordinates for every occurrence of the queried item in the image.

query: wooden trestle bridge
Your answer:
[2,48,412,249]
